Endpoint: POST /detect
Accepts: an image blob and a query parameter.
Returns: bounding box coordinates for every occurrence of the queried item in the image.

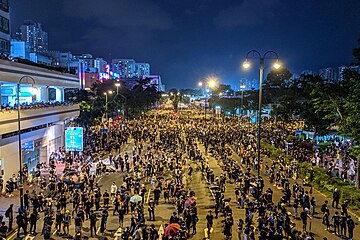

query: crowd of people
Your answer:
[1,101,74,112]
[0,110,357,240]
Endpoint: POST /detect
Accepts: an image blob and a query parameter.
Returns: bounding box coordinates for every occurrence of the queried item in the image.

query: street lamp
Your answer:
[115,82,121,94]
[240,84,246,118]
[242,50,281,200]
[103,90,113,121]
[17,76,36,210]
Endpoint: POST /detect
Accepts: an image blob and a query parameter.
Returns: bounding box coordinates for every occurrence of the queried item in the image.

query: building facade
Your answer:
[0,0,10,55]
[10,39,30,59]
[0,59,80,182]
[112,59,150,79]
[18,20,48,52]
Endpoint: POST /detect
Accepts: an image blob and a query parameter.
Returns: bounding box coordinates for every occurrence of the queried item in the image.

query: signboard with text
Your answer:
[65,127,83,151]
[22,141,34,152]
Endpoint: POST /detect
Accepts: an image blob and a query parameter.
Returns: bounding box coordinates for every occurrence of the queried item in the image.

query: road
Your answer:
[4,110,360,240]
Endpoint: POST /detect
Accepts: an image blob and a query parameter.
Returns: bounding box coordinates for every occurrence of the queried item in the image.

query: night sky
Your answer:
[11,0,360,90]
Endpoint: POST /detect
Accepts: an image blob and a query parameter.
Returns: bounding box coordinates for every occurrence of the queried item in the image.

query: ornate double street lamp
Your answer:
[243,50,281,200]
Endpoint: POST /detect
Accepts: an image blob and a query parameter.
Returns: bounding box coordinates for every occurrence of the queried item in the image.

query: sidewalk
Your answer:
[228,145,360,239]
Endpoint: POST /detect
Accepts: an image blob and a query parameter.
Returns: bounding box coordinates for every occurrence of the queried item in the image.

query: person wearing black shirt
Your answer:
[149,224,158,240]
[300,208,311,232]
[332,211,340,235]
[206,210,214,237]
[148,199,155,221]
[29,211,39,235]
[332,188,340,208]
[340,213,347,237]
[16,213,26,238]
[74,213,82,236]
[103,190,110,208]
[347,216,355,240]
[55,210,63,235]
[0,221,8,238]
[100,208,108,235]
[24,190,30,211]
[90,210,97,237]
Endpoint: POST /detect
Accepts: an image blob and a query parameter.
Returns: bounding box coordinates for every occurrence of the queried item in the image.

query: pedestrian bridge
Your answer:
[0,104,80,135]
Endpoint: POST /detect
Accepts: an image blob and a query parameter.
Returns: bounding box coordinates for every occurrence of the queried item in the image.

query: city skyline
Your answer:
[10,0,360,89]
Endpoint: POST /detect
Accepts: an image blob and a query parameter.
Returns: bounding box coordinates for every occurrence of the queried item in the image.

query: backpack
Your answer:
[321,204,326,213]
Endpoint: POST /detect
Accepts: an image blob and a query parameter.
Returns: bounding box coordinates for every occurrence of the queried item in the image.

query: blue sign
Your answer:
[22,141,34,152]
[100,128,108,133]
[65,127,83,151]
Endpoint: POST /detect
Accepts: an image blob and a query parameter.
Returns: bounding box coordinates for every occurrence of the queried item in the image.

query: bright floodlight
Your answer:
[240,84,246,89]
[273,61,281,69]
[108,90,113,94]
[198,82,203,87]
[208,79,217,89]
[243,60,250,69]
[115,83,121,87]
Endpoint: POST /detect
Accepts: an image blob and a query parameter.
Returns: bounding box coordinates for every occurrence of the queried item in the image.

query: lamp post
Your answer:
[240,84,246,118]
[199,78,217,120]
[115,82,120,95]
[103,90,113,121]
[17,76,36,210]
[243,50,281,200]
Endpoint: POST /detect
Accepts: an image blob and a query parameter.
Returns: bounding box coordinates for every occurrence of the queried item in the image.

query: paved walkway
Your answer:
[228,145,360,240]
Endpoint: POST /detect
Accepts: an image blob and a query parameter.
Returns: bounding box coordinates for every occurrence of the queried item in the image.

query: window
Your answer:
[0,16,9,34]
[0,0,9,12]
[0,38,9,52]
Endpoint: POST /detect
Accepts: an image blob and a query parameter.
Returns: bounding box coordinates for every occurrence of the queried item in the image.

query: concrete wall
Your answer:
[0,123,65,181]
[0,104,79,135]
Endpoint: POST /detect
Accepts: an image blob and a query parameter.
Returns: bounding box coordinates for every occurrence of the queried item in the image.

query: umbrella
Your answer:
[209,185,220,190]
[164,223,181,237]
[184,197,197,208]
[130,194,142,203]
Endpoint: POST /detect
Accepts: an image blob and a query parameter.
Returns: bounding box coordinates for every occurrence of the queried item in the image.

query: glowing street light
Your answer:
[242,50,281,200]
[207,79,217,89]
[273,60,281,70]
[198,82,203,87]
[242,60,251,69]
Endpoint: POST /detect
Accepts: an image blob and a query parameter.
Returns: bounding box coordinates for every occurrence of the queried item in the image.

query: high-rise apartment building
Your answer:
[338,65,360,81]
[319,67,338,82]
[0,0,10,55]
[74,54,107,72]
[135,63,150,78]
[112,59,150,78]
[18,20,48,52]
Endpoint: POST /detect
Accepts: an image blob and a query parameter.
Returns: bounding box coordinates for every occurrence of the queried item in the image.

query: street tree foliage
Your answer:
[168,88,182,110]
[264,37,360,142]
[68,78,160,126]
[213,84,233,95]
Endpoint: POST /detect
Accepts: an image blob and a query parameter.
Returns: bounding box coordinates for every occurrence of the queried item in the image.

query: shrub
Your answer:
[262,143,360,212]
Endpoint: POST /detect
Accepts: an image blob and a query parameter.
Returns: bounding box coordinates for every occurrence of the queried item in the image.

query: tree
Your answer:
[352,37,360,65]
[263,68,293,105]
[168,88,182,110]
[212,84,232,95]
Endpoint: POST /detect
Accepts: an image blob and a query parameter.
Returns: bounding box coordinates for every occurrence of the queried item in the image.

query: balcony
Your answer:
[0,104,80,135]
